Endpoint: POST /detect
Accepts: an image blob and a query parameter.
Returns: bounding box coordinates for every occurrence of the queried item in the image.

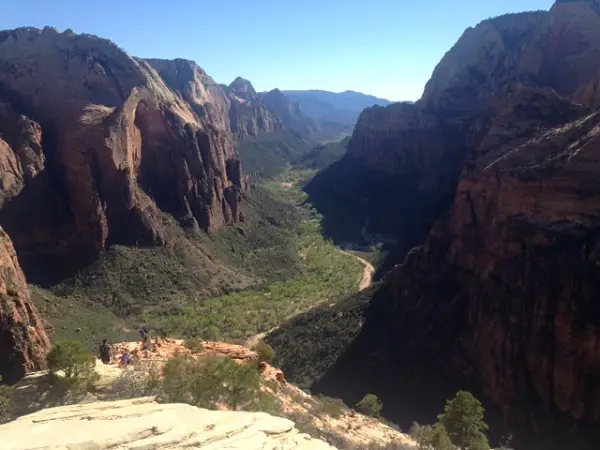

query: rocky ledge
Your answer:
[0,397,336,450]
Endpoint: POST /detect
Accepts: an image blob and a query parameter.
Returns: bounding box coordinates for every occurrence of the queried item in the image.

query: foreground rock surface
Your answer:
[0,397,336,450]
[11,338,415,448]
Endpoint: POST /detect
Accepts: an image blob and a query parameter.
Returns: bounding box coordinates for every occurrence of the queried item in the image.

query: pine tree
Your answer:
[438,391,490,450]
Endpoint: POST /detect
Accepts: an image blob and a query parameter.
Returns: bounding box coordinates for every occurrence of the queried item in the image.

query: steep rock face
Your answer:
[224,77,283,137]
[349,108,600,448]
[261,89,320,136]
[310,0,600,250]
[0,227,49,383]
[228,76,257,101]
[0,27,246,281]
[145,58,232,133]
[309,1,600,448]
[228,98,283,138]
[145,62,282,138]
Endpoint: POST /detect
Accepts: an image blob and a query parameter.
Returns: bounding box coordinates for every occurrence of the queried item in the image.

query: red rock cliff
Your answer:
[0,226,49,383]
[318,0,600,247]
[313,1,600,448]
[0,27,247,281]
[145,63,283,138]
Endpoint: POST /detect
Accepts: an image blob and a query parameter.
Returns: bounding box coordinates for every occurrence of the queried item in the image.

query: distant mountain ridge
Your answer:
[259,88,350,139]
[282,90,394,125]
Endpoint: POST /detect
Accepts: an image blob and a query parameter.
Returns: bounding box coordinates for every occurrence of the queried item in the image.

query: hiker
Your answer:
[139,326,150,350]
[119,350,132,369]
[99,339,111,364]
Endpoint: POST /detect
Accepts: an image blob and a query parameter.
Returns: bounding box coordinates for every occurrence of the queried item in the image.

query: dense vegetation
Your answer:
[304,155,440,276]
[266,285,375,387]
[144,209,363,341]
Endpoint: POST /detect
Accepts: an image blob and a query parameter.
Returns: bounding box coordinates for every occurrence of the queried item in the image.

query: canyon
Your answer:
[0,25,381,394]
[283,1,600,449]
[3,1,600,448]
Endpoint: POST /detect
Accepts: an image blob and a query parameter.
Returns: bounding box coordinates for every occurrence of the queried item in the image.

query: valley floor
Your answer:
[32,167,367,349]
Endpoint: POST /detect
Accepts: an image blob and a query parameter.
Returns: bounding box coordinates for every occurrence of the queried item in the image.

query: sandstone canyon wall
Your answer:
[0,227,49,383]
[0,27,249,282]
[311,1,600,448]
[143,63,284,139]
[308,0,600,251]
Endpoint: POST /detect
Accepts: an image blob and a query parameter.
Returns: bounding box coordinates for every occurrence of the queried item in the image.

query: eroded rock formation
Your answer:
[0,27,247,281]
[0,227,49,383]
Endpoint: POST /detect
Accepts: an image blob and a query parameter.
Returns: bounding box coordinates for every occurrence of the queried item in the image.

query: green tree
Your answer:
[253,341,274,363]
[356,393,383,418]
[184,337,204,354]
[438,391,490,450]
[46,340,96,379]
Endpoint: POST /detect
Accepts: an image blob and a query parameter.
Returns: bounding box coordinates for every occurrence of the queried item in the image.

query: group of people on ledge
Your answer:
[98,327,151,368]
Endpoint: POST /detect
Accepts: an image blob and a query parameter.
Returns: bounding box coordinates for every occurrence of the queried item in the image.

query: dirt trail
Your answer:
[337,249,375,291]
[245,248,374,348]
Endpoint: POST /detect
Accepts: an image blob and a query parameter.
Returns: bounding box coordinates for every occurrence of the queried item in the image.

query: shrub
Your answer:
[159,356,264,411]
[253,341,274,363]
[0,376,13,423]
[438,391,490,450]
[411,423,454,450]
[184,337,204,354]
[314,394,346,418]
[46,340,96,380]
[356,393,383,418]
[106,362,162,400]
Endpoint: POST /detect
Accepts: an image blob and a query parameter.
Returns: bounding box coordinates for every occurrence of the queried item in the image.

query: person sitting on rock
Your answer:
[119,350,132,369]
[99,339,111,365]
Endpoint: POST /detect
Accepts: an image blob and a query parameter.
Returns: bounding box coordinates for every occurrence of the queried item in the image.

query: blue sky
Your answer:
[2,0,554,101]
